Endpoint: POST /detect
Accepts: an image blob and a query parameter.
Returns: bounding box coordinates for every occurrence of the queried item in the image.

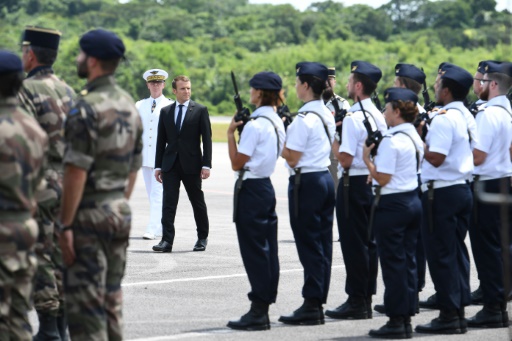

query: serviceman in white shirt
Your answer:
[468,61,512,329]
[136,69,173,240]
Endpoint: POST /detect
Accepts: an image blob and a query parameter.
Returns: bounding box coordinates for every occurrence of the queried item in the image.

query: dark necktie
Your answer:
[151,99,156,113]
[176,104,184,132]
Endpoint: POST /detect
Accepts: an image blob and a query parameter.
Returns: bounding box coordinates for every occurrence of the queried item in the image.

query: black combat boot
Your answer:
[470,285,483,305]
[325,296,368,320]
[369,316,410,339]
[373,303,386,314]
[415,309,463,334]
[404,315,413,338]
[468,303,508,328]
[227,301,270,331]
[418,293,439,310]
[278,298,324,325]
[33,312,61,341]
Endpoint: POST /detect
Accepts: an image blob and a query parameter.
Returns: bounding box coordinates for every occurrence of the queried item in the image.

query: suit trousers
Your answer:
[421,184,472,310]
[161,156,209,244]
[235,178,279,304]
[336,175,378,298]
[374,191,421,317]
[288,171,335,303]
[142,166,163,237]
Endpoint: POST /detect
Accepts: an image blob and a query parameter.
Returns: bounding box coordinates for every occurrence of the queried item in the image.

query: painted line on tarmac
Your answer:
[123,265,344,288]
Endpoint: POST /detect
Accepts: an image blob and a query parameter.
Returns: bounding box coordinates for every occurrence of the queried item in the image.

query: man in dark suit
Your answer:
[153,75,212,252]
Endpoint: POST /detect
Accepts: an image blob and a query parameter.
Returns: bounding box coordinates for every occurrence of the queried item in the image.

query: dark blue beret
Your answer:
[0,50,23,75]
[395,63,426,84]
[439,64,473,90]
[328,67,336,77]
[249,71,282,91]
[384,87,418,105]
[79,29,125,60]
[21,26,61,50]
[296,62,328,81]
[483,61,512,77]
[350,61,382,84]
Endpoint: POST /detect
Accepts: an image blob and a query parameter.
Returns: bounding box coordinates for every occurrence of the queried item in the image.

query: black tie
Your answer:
[176,104,184,132]
[151,99,156,113]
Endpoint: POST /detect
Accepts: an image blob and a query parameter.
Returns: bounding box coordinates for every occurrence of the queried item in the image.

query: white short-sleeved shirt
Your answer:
[473,95,512,179]
[237,106,286,178]
[374,123,424,192]
[285,99,335,170]
[339,98,387,172]
[421,101,475,183]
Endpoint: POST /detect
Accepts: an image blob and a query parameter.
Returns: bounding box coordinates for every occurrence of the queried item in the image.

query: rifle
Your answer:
[230,71,251,134]
[276,104,294,131]
[359,96,383,157]
[422,81,436,112]
[371,91,383,112]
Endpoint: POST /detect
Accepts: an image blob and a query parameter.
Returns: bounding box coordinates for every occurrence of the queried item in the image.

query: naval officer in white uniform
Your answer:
[136,69,173,239]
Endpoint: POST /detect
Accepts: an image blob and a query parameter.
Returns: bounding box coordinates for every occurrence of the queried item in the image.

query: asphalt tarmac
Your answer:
[32,141,511,340]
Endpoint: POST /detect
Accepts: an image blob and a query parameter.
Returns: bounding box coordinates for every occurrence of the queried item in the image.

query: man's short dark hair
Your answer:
[298,74,327,98]
[440,78,469,101]
[487,73,512,94]
[30,46,58,66]
[172,75,191,89]
[97,58,121,74]
[353,73,377,96]
[0,72,24,98]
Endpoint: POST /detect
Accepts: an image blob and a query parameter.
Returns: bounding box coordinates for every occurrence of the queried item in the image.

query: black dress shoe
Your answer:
[470,286,483,305]
[418,293,439,310]
[152,240,172,252]
[415,309,464,334]
[325,296,368,320]
[374,304,386,314]
[227,302,270,331]
[369,316,410,339]
[468,304,507,328]
[193,238,207,251]
[278,299,324,325]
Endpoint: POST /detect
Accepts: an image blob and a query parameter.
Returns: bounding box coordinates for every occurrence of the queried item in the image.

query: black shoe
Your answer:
[152,240,173,252]
[193,238,207,251]
[278,299,324,325]
[325,296,368,320]
[415,309,464,334]
[227,302,270,331]
[468,304,508,328]
[418,293,439,310]
[374,304,386,314]
[404,316,413,338]
[369,316,410,339]
[470,286,483,305]
[33,313,61,341]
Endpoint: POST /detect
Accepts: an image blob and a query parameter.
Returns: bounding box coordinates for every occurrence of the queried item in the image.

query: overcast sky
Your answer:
[248,0,512,12]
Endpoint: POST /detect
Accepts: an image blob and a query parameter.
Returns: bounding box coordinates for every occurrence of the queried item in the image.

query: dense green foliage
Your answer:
[1,0,510,114]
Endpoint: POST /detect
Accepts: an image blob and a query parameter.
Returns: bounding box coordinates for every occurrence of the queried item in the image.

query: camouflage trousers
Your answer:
[34,167,64,316]
[65,194,131,341]
[0,214,38,341]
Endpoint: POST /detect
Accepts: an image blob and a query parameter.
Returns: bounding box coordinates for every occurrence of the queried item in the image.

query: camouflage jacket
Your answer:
[0,97,49,214]
[18,66,75,165]
[63,75,143,196]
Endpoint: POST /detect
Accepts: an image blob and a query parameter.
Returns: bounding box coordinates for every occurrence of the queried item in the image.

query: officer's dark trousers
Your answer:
[336,174,378,298]
[288,171,335,303]
[422,184,472,310]
[374,191,421,317]
[415,175,426,292]
[469,177,512,305]
[161,156,209,244]
[235,178,279,304]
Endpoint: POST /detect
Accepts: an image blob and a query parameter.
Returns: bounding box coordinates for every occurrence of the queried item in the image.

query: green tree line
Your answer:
[0,0,510,114]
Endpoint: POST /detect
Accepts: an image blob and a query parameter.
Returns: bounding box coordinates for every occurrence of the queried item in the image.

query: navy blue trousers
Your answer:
[336,175,378,298]
[469,177,512,304]
[235,178,279,304]
[416,175,426,292]
[422,184,472,310]
[374,191,421,317]
[288,171,335,303]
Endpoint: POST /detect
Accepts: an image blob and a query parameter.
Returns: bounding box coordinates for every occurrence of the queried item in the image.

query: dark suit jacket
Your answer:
[155,100,212,173]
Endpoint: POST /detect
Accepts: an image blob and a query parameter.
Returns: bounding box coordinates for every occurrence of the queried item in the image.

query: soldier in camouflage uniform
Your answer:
[57,29,142,341]
[18,26,75,341]
[0,50,49,341]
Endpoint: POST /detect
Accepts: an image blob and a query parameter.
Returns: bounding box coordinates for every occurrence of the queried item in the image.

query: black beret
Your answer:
[0,50,23,75]
[79,29,125,60]
[296,62,328,81]
[395,63,426,84]
[350,61,382,84]
[328,67,336,77]
[384,87,418,105]
[21,26,61,50]
[483,61,512,77]
[249,71,282,91]
[439,64,473,90]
